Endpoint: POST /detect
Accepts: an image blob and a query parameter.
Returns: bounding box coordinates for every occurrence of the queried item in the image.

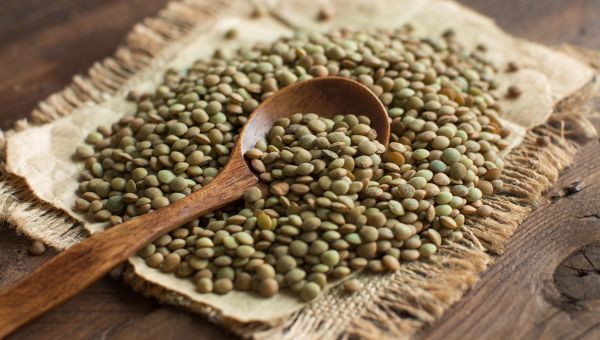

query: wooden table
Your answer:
[1,1,599,339]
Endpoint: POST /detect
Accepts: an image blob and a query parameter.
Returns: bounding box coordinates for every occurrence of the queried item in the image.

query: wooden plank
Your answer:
[0,0,598,339]
[459,0,600,50]
[0,229,150,339]
[0,0,168,130]
[107,307,237,340]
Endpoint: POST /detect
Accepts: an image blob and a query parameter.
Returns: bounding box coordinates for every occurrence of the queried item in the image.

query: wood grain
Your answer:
[0,0,168,131]
[459,0,600,50]
[0,0,598,339]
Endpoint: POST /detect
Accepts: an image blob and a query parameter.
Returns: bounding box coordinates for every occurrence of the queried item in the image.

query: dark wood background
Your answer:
[1,0,599,339]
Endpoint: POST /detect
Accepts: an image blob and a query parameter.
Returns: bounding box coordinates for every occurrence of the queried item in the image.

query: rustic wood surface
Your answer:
[0,0,598,339]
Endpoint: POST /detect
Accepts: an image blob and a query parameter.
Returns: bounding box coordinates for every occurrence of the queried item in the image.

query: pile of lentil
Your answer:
[74,26,509,300]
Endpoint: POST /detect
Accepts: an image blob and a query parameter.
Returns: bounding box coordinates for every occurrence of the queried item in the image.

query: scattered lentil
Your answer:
[317,6,334,21]
[506,61,519,72]
[224,28,238,39]
[507,85,522,99]
[342,279,362,293]
[29,240,46,256]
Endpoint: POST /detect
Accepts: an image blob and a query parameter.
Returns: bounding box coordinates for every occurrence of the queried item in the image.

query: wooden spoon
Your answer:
[0,76,389,337]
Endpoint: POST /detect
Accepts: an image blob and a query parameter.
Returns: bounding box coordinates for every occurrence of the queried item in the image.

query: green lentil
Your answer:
[419,243,437,257]
[320,250,340,267]
[259,278,279,297]
[196,278,213,293]
[441,148,462,164]
[157,170,176,184]
[300,282,321,301]
[243,187,262,202]
[214,278,233,294]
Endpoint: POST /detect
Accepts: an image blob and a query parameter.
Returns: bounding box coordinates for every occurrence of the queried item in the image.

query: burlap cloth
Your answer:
[0,0,598,338]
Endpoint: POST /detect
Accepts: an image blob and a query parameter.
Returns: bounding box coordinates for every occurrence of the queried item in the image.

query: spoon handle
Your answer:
[0,160,258,338]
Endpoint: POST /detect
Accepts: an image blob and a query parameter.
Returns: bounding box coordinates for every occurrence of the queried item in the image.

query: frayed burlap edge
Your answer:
[0,0,598,339]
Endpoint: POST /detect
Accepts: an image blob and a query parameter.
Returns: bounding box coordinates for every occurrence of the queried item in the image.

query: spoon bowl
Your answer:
[239,76,389,154]
[0,77,389,337]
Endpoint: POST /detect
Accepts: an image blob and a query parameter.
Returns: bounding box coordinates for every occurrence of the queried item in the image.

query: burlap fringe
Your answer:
[0,174,85,249]
[0,0,598,339]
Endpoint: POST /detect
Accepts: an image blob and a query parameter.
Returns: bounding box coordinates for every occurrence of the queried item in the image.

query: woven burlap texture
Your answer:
[0,0,598,339]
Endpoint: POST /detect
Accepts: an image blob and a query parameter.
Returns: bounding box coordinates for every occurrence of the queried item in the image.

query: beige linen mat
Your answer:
[0,0,598,338]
